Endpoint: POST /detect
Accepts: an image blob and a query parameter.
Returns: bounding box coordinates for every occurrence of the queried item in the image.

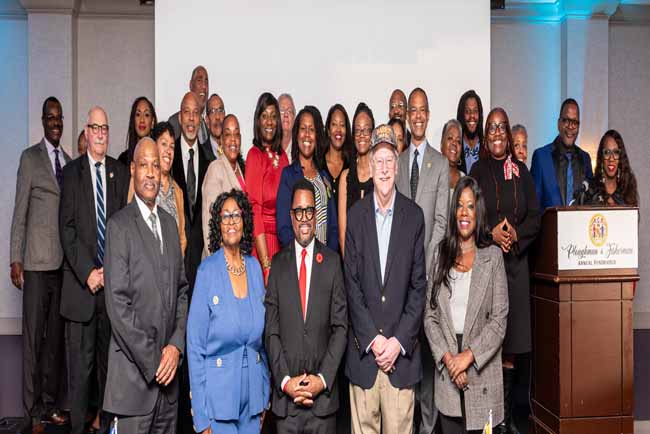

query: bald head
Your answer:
[85,106,109,161]
[180,92,201,144]
[389,89,407,121]
[131,136,160,209]
[190,65,209,110]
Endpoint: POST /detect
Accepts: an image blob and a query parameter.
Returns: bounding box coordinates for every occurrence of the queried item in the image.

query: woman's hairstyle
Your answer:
[252,92,282,155]
[388,117,406,150]
[511,124,527,137]
[440,118,463,152]
[351,102,375,158]
[456,90,484,146]
[593,129,639,206]
[221,114,246,177]
[126,97,157,165]
[430,176,492,310]
[480,107,515,160]
[291,105,325,170]
[208,189,254,255]
[151,121,176,143]
[321,103,354,168]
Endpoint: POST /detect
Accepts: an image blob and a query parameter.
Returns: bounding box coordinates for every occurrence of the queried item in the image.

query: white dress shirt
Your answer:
[134,193,164,250]
[87,152,107,222]
[180,135,199,198]
[44,137,66,174]
[209,136,220,159]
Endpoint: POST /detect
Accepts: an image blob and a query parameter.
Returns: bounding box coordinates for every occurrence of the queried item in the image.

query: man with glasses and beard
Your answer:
[456,90,485,174]
[531,98,593,209]
[265,178,348,434]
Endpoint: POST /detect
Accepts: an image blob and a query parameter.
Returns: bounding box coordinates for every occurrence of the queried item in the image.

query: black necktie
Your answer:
[54,149,63,189]
[410,148,419,200]
[187,148,196,214]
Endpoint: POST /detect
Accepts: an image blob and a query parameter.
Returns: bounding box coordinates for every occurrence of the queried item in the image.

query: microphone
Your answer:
[570,180,590,206]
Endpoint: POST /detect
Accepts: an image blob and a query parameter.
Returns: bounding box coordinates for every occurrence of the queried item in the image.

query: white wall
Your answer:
[0,10,28,332]
[77,15,155,158]
[491,21,562,163]
[609,22,650,321]
[154,0,491,153]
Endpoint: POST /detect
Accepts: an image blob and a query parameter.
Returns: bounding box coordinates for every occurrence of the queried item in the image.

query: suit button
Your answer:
[216,358,222,367]
[379,328,383,334]
[213,295,219,305]
[486,312,490,319]
[189,391,192,400]
[190,409,194,416]
[381,296,386,303]
[257,353,261,363]
[483,387,488,395]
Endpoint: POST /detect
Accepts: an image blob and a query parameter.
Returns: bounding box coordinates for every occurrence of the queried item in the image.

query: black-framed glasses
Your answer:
[291,206,315,222]
[221,211,242,224]
[354,127,372,137]
[487,122,507,135]
[560,117,580,128]
[207,107,225,115]
[602,148,621,160]
[87,124,109,134]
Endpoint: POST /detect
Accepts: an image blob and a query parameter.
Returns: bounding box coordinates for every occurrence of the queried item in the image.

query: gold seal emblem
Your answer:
[589,213,608,247]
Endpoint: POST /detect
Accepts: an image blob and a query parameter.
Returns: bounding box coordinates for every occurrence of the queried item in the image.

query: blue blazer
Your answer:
[531,140,593,209]
[186,250,270,432]
[276,161,339,252]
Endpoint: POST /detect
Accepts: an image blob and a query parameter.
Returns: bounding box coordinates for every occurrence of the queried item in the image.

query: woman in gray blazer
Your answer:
[424,176,509,433]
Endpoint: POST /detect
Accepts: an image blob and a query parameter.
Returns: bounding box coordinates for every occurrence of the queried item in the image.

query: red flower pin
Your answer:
[316,253,323,264]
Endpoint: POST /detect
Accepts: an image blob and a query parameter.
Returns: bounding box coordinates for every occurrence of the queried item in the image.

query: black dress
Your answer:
[326,160,349,207]
[346,160,373,210]
[470,156,540,354]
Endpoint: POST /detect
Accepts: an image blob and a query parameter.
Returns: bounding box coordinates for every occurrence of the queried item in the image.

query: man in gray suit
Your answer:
[395,87,449,434]
[168,66,209,144]
[103,137,189,433]
[10,96,70,434]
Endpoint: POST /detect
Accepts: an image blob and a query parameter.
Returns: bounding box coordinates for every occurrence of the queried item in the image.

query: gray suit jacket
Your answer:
[168,111,208,144]
[10,140,71,271]
[103,201,189,416]
[396,142,449,273]
[424,246,508,431]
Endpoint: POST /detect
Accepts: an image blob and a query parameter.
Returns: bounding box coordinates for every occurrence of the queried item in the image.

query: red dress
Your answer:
[245,146,289,262]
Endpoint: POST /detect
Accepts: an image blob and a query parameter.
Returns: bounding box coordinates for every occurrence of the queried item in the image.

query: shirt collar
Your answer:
[181,134,198,157]
[134,192,159,220]
[374,189,396,217]
[210,136,221,157]
[43,137,59,154]
[409,138,428,155]
[294,237,315,258]
[87,150,106,167]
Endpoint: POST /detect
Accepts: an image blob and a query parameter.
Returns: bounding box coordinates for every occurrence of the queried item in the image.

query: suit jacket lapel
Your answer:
[382,192,403,287]
[105,159,117,217]
[462,248,490,338]
[286,242,305,324]
[305,241,323,325]
[438,282,459,346]
[364,197,383,289]
[132,203,165,295]
[221,157,240,191]
[415,146,433,202]
[81,156,99,245]
[37,140,59,190]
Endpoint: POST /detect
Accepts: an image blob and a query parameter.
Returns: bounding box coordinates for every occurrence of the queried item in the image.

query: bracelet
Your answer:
[261,257,271,270]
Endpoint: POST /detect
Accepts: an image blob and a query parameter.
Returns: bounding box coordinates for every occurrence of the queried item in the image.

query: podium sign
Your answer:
[557,209,638,270]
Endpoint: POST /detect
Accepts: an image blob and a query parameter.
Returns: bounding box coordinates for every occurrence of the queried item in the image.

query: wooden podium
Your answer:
[530,207,639,434]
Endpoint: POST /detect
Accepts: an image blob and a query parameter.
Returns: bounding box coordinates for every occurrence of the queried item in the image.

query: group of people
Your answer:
[10,64,640,434]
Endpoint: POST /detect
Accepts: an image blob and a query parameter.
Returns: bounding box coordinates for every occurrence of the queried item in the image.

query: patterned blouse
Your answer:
[157,176,179,225]
[305,172,328,245]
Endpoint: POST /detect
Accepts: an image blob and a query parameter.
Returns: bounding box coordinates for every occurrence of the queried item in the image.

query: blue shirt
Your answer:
[408,139,428,179]
[463,137,480,174]
[374,190,396,283]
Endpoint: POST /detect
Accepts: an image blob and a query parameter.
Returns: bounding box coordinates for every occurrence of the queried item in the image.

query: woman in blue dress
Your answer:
[187,189,270,434]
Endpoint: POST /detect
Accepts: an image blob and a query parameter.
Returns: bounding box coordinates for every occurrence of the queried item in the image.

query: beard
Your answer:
[464,124,478,141]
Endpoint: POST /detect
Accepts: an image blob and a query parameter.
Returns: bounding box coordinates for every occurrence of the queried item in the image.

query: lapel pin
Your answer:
[213,295,219,305]
[316,253,323,264]
[109,172,114,179]
[427,162,432,169]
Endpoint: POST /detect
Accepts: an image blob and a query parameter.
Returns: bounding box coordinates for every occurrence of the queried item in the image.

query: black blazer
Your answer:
[172,138,209,290]
[344,190,427,389]
[102,201,188,416]
[59,154,128,322]
[264,240,348,418]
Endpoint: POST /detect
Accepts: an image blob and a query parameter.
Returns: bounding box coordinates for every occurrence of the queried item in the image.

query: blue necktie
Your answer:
[565,153,574,206]
[95,162,106,266]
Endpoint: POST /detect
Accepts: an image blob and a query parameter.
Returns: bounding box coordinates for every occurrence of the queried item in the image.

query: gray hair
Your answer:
[278,93,295,109]
[511,124,528,137]
[440,119,463,149]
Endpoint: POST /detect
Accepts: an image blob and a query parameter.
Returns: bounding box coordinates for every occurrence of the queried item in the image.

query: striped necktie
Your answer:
[95,162,106,266]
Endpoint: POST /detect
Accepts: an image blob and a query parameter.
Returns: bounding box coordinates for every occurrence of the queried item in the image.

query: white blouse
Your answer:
[449,268,472,335]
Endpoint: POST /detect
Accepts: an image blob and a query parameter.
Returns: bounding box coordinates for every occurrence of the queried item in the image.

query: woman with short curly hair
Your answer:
[187,189,270,434]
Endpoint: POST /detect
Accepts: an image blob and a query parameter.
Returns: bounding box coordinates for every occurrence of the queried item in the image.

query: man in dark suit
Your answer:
[344,125,427,434]
[10,96,71,434]
[103,137,188,434]
[59,106,128,434]
[265,178,348,434]
[168,66,209,143]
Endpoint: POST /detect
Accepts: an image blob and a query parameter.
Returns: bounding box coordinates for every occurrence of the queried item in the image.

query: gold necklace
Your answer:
[266,148,279,169]
[225,253,246,276]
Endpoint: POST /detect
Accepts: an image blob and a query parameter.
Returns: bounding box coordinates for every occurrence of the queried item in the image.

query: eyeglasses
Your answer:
[390,102,405,109]
[373,157,396,168]
[207,108,225,115]
[280,109,295,117]
[560,117,580,128]
[354,127,372,137]
[487,122,507,135]
[87,124,109,134]
[602,148,622,160]
[291,206,315,222]
[221,211,242,224]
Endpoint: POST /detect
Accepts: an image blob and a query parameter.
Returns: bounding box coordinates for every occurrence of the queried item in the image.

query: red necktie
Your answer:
[299,248,307,320]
